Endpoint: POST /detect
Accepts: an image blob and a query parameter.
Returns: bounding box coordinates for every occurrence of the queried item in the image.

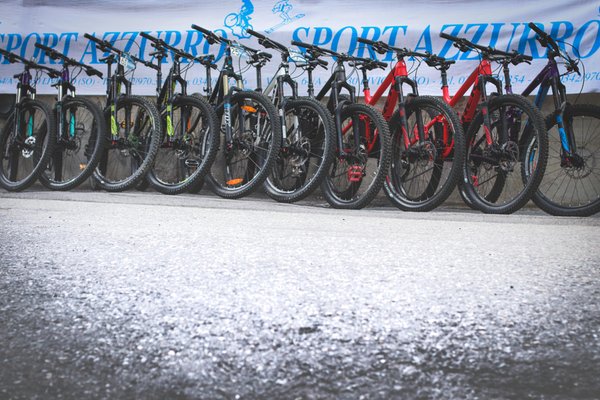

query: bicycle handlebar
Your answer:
[191,24,231,45]
[246,29,289,54]
[357,37,433,60]
[34,42,103,78]
[292,40,340,57]
[528,22,560,53]
[0,47,62,78]
[439,32,531,62]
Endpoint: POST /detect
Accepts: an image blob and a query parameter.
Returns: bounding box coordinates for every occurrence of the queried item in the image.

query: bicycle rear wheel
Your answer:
[462,94,548,214]
[0,99,55,191]
[146,95,219,195]
[526,103,600,216]
[384,96,465,211]
[206,90,281,199]
[93,95,161,192]
[39,97,106,191]
[263,97,335,203]
[322,103,391,209]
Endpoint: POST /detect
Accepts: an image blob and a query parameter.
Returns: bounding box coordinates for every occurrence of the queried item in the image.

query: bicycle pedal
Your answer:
[347,165,364,182]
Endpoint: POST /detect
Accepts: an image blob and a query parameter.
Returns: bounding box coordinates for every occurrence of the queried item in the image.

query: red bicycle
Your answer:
[355,38,465,211]
[427,33,549,214]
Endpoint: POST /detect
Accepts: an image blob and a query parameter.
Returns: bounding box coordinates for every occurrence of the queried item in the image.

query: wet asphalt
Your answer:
[0,189,599,399]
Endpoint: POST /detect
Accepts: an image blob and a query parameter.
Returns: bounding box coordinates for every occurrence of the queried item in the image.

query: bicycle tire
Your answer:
[263,97,335,203]
[384,96,465,211]
[461,94,548,214]
[206,90,282,199]
[92,95,161,192]
[321,103,391,209]
[527,103,600,216]
[146,95,219,195]
[0,98,55,191]
[38,96,106,191]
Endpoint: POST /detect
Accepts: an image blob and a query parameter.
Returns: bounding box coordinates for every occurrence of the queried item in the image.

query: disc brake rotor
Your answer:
[21,136,36,158]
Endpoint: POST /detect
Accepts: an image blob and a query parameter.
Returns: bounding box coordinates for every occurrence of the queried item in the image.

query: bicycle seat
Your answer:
[0,94,15,119]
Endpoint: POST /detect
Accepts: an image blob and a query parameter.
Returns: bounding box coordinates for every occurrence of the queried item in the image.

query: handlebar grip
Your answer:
[446,60,456,65]
[140,31,158,43]
[439,32,461,42]
[259,51,272,60]
[377,61,388,68]
[86,67,103,78]
[411,51,430,58]
[246,29,266,40]
[357,37,378,46]
[191,24,213,37]
[84,33,102,44]
[318,59,329,67]
[292,40,312,49]
[522,54,533,62]
[34,42,53,52]
[528,22,546,37]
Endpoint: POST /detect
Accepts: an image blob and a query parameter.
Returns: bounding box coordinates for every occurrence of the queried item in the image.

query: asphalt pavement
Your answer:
[1,189,599,399]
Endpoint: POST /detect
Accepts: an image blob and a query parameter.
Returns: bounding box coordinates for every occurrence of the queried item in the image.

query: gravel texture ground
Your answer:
[1,190,599,399]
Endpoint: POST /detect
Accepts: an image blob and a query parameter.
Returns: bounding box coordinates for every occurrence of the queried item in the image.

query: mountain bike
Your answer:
[136,32,219,195]
[513,23,600,216]
[33,43,106,191]
[432,33,548,214]
[191,24,281,199]
[245,29,335,203]
[292,41,391,209]
[355,38,465,212]
[84,33,161,192]
[0,47,55,191]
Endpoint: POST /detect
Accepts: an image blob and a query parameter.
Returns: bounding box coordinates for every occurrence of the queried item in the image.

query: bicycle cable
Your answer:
[557,40,586,105]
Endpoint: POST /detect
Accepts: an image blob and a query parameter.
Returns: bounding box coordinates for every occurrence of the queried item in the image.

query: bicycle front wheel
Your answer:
[206,91,281,199]
[39,97,106,191]
[93,95,161,192]
[263,97,335,203]
[462,94,548,214]
[384,96,465,211]
[527,103,600,216]
[0,99,55,191]
[146,95,219,195]
[322,103,391,209]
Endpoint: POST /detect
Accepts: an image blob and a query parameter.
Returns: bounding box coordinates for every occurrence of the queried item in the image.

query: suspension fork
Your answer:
[394,76,424,149]
[477,75,502,146]
[551,79,575,154]
[222,73,234,147]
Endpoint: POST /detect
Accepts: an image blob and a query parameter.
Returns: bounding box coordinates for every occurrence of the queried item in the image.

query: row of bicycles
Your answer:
[0,23,598,216]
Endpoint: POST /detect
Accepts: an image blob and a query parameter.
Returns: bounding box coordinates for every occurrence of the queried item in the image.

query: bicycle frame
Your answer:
[14,66,36,140]
[103,55,132,140]
[257,60,298,144]
[360,57,449,156]
[315,60,360,158]
[514,59,575,154]
[206,43,246,148]
[153,53,191,143]
[440,59,503,146]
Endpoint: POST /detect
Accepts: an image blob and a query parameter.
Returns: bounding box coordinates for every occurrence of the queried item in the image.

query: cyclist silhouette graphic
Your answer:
[272,0,293,23]
[265,0,305,34]
[224,0,254,39]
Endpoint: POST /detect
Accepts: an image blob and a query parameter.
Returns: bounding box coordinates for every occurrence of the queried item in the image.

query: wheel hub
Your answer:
[563,148,594,179]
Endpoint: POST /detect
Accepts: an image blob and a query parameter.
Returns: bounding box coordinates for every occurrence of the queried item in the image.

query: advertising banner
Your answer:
[0,0,598,95]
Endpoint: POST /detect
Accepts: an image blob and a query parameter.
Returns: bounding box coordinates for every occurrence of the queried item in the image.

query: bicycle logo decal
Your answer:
[223,0,255,39]
[265,0,305,34]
